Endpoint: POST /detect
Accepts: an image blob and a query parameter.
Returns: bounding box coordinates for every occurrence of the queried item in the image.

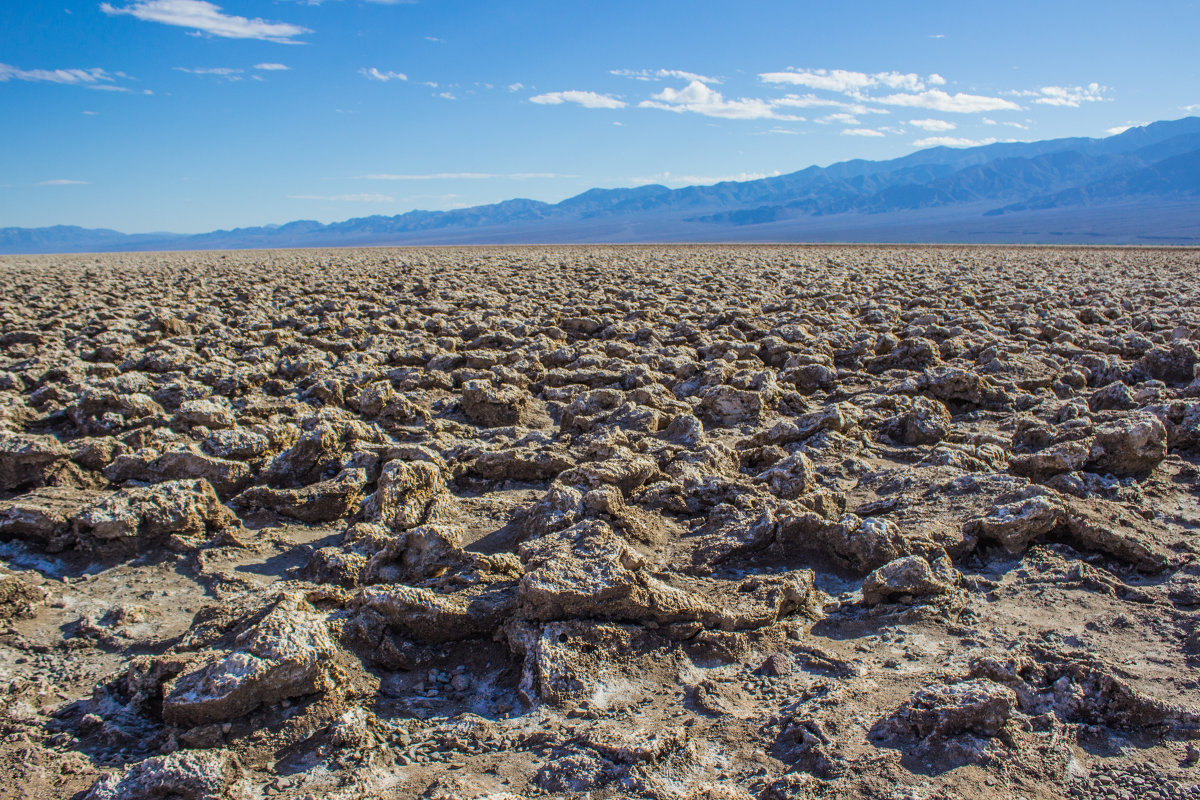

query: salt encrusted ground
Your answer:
[1,245,1199,800]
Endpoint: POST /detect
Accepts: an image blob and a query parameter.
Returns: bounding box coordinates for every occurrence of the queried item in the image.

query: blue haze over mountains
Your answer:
[5,117,1200,254]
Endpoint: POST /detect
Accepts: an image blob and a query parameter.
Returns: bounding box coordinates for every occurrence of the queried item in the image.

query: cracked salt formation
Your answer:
[0,245,1198,799]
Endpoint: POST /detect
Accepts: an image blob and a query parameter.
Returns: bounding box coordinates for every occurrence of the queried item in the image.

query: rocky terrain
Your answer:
[0,244,1198,800]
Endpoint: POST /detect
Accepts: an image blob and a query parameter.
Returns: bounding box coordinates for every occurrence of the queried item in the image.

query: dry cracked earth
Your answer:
[0,244,1199,800]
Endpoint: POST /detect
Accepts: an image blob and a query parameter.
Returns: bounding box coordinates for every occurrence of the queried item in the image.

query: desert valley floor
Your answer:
[1,245,1199,800]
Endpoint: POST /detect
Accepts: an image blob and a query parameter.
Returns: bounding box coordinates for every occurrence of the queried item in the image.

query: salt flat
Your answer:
[1,245,1199,799]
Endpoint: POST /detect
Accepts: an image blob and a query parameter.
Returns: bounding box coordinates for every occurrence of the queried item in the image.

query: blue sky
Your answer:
[3,0,1199,233]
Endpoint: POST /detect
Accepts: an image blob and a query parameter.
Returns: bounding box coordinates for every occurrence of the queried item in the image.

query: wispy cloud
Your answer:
[761,69,932,93]
[772,94,887,115]
[360,67,407,82]
[611,68,720,84]
[100,0,310,44]
[0,62,126,90]
[254,63,289,71]
[1181,104,1200,113]
[842,128,885,137]
[629,170,783,187]
[639,80,794,120]
[1010,83,1109,107]
[875,89,1020,113]
[909,118,956,131]
[288,193,395,202]
[818,112,861,125]
[914,135,1000,148]
[530,90,626,109]
[361,172,572,180]
[38,179,90,185]
[174,66,243,80]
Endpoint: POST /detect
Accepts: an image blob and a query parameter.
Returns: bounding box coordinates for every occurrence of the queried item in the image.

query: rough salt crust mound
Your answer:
[0,244,1199,800]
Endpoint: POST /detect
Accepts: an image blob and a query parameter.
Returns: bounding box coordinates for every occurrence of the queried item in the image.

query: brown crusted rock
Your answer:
[471,445,575,482]
[232,467,368,523]
[1088,381,1138,412]
[557,453,660,494]
[888,679,1017,739]
[1137,341,1198,385]
[780,512,923,575]
[970,493,1065,554]
[0,574,49,620]
[74,479,239,550]
[753,403,860,447]
[1062,501,1171,572]
[698,377,779,428]
[756,451,817,499]
[521,483,585,539]
[162,593,338,727]
[861,553,959,606]
[969,646,1200,733]
[505,619,645,707]
[885,396,952,446]
[1008,440,1092,480]
[175,398,235,429]
[689,500,780,569]
[1088,413,1167,476]
[362,523,464,583]
[83,750,235,800]
[261,420,376,488]
[461,378,531,427]
[519,520,820,630]
[363,459,456,532]
[0,432,71,490]
[145,448,252,499]
[0,486,98,551]
[898,367,1012,409]
[351,581,517,642]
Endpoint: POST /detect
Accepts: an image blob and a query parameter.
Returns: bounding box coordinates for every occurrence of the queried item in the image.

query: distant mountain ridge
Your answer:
[5,117,1200,253]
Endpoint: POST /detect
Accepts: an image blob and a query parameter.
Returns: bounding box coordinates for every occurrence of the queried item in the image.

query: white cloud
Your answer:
[772,94,887,115]
[914,135,999,148]
[0,62,121,88]
[254,63,289,71]
[1028,83,1108,107]
[100,0,310,44]
[611,68,720,84]
[361,172,571,180]
[843,128,885,137]
[876,89,1020,113]
[288,193,395,202]
[909,118,956,131]
[819,112,860,125]
[360,67,407,82]
[38,179,90,185]
[928,74,946,84]
[639,80,791,120]
[629,170,782,186]
[437,91,456,100]
[530,90,626,109]
[507,82,524,92]
[425,35,441,42]
[83,110,100,115]
[174,66,243,80]
[760,68,931,93]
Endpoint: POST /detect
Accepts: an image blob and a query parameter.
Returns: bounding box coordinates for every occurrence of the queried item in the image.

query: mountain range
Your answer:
[5,117,1200,254]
